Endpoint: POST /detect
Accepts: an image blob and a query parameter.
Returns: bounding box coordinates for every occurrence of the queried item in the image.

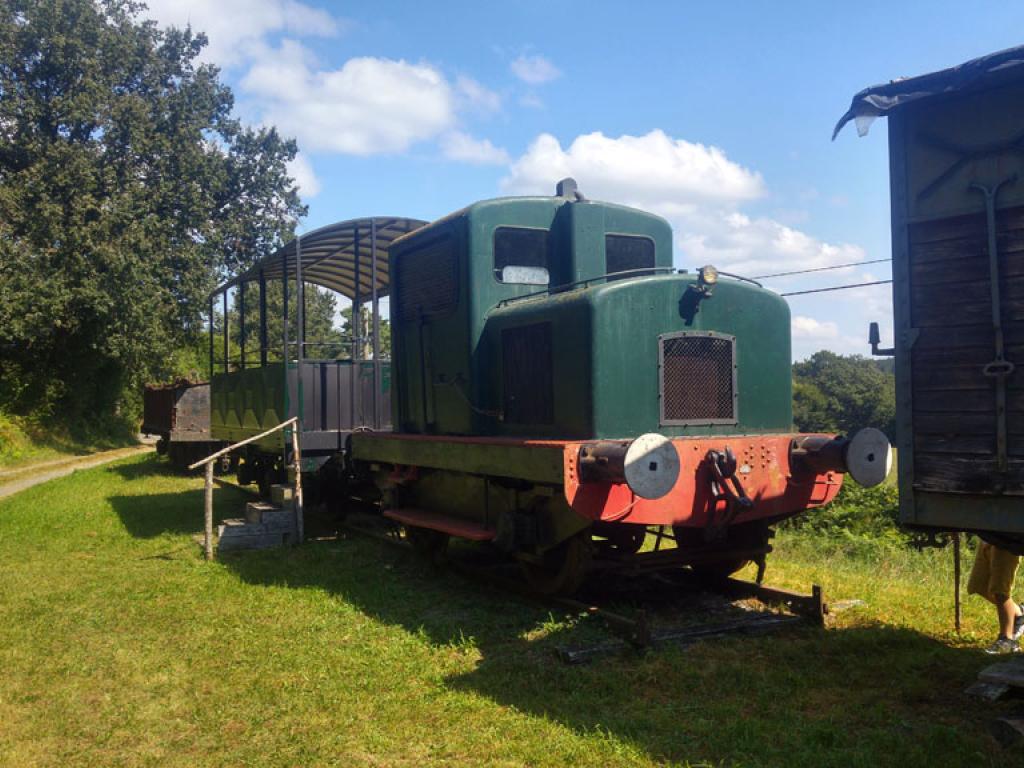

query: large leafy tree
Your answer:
[0,0,305,422]
[792,351,896,438]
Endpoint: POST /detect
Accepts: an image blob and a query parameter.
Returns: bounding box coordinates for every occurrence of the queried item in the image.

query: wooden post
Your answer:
[290,427,304,544]
[204,462,214,561]
[954,532,962,633]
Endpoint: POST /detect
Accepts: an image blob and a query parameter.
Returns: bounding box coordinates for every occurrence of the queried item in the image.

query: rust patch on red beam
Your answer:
[563,434,842,527]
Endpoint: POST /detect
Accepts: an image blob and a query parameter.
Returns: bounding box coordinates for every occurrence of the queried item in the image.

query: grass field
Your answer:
[0,454,1020,767]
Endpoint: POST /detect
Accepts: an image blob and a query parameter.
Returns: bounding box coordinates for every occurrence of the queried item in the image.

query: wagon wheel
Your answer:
[519,531,592,596]
[405,525,449,564]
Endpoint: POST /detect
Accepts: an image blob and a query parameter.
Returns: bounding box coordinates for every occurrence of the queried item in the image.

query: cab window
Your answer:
[494,227,549,285]
[606,234,655,281]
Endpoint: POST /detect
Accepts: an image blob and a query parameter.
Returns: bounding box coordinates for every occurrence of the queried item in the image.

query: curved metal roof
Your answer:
[217,216,428,299]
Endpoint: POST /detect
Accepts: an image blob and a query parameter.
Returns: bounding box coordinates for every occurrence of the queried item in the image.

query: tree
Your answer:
[0,0,305,423]
[792,351,896,438]
[341,305,391,359]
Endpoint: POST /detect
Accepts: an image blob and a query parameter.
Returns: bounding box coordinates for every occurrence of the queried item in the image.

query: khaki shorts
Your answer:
[968,541,1021,600]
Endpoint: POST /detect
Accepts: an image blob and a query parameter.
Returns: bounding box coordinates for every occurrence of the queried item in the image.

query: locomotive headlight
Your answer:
[698,264,718,287]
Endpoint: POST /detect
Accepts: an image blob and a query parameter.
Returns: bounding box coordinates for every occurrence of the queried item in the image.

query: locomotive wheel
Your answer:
[405,526,449,563]
[519,532,592,596]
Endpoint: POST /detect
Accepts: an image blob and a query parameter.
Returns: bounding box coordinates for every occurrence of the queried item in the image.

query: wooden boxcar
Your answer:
[836,45,1024,547]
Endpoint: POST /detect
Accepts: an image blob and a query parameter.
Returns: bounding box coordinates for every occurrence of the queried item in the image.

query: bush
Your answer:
[781,481,910,553]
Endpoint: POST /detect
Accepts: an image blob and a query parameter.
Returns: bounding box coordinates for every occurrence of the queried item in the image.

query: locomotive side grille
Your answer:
[660,332,737,425]
[502,323,554,424]
[395,234,457,323]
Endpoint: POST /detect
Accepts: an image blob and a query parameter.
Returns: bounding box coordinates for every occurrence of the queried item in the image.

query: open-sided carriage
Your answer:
[207,217,426,494]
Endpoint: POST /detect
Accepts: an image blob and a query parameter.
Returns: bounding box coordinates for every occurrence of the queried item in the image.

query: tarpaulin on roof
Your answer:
[833,45,1024,140]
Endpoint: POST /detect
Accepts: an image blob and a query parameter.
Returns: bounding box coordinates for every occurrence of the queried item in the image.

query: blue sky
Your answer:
[145,0,1024,359]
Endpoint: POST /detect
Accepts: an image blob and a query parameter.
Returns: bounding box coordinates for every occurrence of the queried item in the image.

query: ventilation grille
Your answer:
[395,235,457,323]
[502,323,553,424]
[660,332,737,424]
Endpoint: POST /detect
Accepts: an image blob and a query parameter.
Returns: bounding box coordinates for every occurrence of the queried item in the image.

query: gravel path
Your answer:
[0,444,155,500]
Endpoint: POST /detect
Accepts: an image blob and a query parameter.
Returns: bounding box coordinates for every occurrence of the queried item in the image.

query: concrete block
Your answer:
[270,484,294,506]
[245,501,277,525]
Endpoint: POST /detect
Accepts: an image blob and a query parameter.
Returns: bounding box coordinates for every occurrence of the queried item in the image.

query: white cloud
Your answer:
[286,153,320,198]
[792,316,839,340]
[241,44,456,155]
[455,75,501,113]
[510,54,561,84]
[503,130,765,208]
[440,132,510,165]
[143,0,341,68]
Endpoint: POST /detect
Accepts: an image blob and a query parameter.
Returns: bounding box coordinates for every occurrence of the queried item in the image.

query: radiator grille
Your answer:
[395,235,457,323]
[660,333,737,424]
[502,323,553,424]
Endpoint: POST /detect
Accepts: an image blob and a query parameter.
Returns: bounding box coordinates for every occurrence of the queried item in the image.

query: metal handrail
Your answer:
[188,417,304,561]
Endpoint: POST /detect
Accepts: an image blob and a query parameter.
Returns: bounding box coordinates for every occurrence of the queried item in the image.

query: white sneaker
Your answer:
[985,637,1021,655]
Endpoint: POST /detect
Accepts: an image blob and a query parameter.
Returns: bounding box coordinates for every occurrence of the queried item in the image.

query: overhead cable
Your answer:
[780,280,893,297]
[751,257,891,280]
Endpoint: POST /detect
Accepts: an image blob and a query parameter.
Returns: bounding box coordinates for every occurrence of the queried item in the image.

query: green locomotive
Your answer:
[346,180,887,592]
[208,181,888,592]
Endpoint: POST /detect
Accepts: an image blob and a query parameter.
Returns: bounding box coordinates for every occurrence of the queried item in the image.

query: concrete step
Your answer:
[216,513,297,552]
[270,484,294,506]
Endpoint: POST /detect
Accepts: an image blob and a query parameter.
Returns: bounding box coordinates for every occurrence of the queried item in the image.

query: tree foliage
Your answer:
[0,0,305,422]
[792,351,896,438]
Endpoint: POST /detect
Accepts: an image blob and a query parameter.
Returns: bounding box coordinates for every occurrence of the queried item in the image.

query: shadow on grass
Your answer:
[109,484,251,538]
[216,528,999,766]
[106,479,1003,765]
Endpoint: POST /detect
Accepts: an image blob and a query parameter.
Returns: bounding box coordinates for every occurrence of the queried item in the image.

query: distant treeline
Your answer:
[793,351,896,439]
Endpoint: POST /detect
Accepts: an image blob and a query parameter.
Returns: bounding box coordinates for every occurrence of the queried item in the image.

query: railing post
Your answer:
[290,427,304,544]
[204,462,214,561]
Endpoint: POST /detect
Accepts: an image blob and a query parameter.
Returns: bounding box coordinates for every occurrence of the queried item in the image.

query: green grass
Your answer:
[0,411,136,470]
[0,454,1019,767]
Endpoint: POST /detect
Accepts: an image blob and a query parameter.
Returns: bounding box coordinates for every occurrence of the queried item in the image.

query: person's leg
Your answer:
[994,593,1020,639]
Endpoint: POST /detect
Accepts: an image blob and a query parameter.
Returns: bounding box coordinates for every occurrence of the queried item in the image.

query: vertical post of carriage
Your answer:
[204,460,214,561]
[371,218,380,428]
[259,268,267,366]
[282,250,289,361]
[293,231,305,488]
[222,291,229,373]
[239,282,246,370]
[351,225,360,429]
[208,295,215,379]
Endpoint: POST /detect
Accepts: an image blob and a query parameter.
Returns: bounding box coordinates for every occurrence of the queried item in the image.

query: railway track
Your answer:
[328,509,832,663]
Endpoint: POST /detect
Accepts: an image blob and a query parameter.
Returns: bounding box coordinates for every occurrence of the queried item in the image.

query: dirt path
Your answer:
[0,444,155,500]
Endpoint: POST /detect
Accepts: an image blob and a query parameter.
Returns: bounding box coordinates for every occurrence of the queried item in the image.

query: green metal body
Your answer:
[885,80,1024,536]
[211,363,288,451]
[386,196,792,441]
